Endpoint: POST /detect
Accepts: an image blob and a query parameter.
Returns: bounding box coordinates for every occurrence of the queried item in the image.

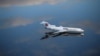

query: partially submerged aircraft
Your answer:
[40,21,84,39]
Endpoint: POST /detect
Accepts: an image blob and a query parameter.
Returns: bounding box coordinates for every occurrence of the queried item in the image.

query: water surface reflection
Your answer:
[41,31,84,40]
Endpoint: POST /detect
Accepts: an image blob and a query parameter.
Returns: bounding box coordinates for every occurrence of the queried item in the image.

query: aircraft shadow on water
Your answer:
[40,31,84,40]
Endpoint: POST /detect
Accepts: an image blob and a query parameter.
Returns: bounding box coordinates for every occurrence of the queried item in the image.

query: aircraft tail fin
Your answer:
[40,21,50,28]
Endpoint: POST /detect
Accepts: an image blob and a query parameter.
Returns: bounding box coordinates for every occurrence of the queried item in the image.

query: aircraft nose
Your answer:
[80,29,84,32]
[78,29,84,32]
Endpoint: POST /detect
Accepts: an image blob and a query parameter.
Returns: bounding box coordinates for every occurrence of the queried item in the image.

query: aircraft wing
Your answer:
[51,30,67,37]
[52,32,67,37]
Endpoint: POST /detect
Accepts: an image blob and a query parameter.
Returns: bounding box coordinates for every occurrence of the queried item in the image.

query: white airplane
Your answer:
[40,21,84,36]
